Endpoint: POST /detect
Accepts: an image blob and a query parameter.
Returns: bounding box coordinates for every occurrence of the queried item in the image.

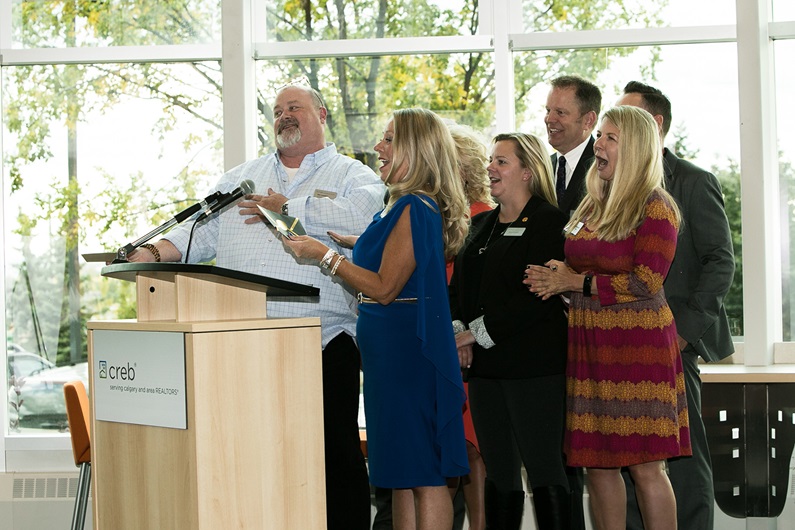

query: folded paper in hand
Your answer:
[257,205,306,239]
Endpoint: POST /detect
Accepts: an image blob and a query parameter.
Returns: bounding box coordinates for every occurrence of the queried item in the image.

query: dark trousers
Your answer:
[322,333,371,530]
[625,347,714,529]
[468,376,568,491]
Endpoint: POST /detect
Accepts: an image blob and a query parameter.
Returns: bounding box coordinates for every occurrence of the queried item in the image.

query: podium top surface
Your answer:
[102,262,319,297]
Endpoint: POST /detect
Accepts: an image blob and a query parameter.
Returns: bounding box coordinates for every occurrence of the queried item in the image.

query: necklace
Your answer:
[478,215,516,254]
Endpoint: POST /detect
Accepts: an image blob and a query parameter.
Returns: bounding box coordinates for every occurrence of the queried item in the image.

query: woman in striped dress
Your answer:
[524,105,691,530]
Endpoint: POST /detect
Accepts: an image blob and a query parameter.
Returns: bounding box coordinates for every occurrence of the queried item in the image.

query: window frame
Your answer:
[0,0,791,471]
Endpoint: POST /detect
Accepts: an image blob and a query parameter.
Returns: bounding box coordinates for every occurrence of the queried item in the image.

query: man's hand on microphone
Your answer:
[238,188,287,225]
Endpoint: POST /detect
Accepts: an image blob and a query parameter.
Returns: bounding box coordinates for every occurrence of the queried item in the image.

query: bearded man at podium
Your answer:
[129,83,385,530]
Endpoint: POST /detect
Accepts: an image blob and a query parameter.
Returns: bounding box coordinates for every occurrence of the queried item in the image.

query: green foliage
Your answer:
[673,127,743,336]
[712,159,744,336]
[5,1,223,366]
[15,0,221,47]
[9,0,760,374]
[260,1,498,166]
[672,124,699,160]
[514,0,667,124]
[532,0,665,32]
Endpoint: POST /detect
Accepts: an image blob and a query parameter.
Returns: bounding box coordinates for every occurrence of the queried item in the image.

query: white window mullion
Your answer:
[254,35,492,60]
[492,0,514,133]
[0,44,221,66]
[222,0,256,171]
[0,0,7,467]
[736,0,780,364]
[511,25,736,51]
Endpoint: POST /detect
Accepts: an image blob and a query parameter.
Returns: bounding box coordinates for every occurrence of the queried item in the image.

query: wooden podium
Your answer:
[87,263,326,529]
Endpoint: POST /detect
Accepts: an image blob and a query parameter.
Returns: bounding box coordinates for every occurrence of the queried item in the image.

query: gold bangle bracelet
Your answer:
[330,255,346,275]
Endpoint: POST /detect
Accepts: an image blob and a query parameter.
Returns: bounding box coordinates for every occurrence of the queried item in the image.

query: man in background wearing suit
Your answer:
[618,81,735,530]
[545,75,601,217]
[542,74,601,530]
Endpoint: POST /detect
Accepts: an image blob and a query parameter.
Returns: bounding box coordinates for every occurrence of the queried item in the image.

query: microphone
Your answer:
[172,190,226,224]
[115,190,225,261]
[113,181,256,262]
[195,179,256,222]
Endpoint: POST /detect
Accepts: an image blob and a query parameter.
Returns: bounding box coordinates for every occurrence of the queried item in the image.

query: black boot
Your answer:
[531,485,572,530]
[485,480,525,530]
[565,466,586,530]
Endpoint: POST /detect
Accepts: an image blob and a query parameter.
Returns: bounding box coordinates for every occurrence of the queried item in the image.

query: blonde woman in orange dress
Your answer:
[525,105,690,530]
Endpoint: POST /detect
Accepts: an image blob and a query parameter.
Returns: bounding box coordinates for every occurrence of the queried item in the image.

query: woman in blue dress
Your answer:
[284,107,471,529]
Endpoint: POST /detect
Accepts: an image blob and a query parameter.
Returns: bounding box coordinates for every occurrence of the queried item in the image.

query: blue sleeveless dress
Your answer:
[354,194,469,488]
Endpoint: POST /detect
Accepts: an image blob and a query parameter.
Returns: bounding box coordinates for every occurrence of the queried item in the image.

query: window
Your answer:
[256,53,496,168]
[4,0,786,464]
[516,42,743,336]
[776,39,795,340]
[521,0,735,32]
[773,1,795,21]
[3,62,223,433]
[10,0,222,48]
[261,0,477,42]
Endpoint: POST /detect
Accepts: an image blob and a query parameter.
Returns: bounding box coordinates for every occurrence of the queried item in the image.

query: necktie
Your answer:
[556,156,567,203]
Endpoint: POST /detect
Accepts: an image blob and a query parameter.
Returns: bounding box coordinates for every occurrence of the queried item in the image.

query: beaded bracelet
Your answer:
[140,243,161,262]
[330,255,346,276]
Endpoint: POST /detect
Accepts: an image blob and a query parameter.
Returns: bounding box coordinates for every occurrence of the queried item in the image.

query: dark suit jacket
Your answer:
[449,195,568,379]
[552,136,595,217]
[663,149,735,362]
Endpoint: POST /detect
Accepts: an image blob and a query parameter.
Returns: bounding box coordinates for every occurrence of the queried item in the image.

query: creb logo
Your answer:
[98,360,136,381]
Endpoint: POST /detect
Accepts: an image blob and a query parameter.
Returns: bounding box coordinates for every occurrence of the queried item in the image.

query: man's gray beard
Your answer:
[276,127,301,149]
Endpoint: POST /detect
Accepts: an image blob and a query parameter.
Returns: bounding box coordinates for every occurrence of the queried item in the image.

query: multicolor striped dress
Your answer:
[563,191,691,468]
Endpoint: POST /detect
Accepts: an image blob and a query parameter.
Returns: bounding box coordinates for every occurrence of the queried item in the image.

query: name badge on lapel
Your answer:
[314,189,337,199]
[504,227,525,237]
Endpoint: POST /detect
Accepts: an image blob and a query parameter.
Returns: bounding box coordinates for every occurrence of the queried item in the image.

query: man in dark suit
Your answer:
[543,75,601,530]
[618,81,735,530]
[545,75,601,217]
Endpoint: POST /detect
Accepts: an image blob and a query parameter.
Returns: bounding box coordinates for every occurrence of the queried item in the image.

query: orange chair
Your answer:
[64,380,91,530]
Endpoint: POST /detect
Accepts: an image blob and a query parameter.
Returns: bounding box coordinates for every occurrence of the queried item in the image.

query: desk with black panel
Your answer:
[702,364,795,521]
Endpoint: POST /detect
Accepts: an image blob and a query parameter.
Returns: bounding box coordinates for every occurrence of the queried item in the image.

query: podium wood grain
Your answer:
[135,270,269,322]
[88,318,325,529]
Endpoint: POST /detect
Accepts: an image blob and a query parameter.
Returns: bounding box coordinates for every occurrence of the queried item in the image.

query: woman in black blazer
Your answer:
[449,132,570,529]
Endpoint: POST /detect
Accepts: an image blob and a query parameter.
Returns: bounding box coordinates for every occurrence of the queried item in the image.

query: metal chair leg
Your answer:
[71,461,91,530]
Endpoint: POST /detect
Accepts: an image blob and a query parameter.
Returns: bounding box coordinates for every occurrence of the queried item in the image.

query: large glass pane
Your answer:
[776,40,795,340]
[515,42,743,336]
[3,62,223,433]
[11,0,221,48]
[521,0,735,32]
[773,1,795,21]
[262,0,478,41]
[256,53,496,170]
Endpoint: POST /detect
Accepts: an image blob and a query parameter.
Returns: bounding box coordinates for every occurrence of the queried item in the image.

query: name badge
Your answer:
[314,189,337,199]
[569,221,584,235]
[504,227,525,237]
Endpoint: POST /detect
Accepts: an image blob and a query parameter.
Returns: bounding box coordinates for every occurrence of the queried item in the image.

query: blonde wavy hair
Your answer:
[385,108,470,258]
[492,133,558,208]
[446,122,496,208]
[567,105,680,242]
